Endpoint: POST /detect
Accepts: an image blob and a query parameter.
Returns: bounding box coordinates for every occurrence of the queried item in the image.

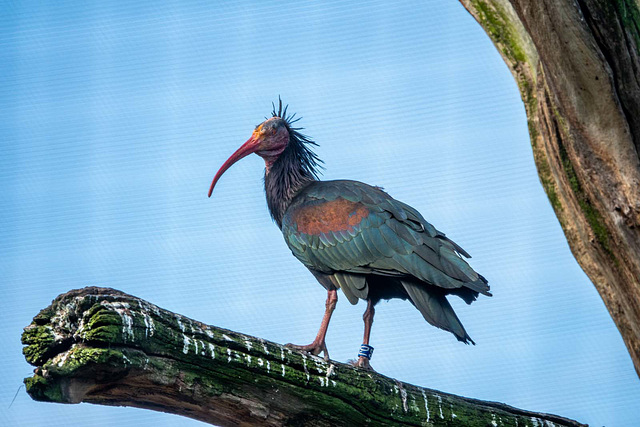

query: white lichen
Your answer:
[326,364,335,378]
[49,325,67,343]
[309,353,326,365]
[183,334,191,354]
[54,349,72,367]
[301,354,311,382]
[176,316,185,332]
[396,383,408,413]
[102,301,135,342]
[139,300,161,318]
[421,389,430,422]
[142,311,155,338]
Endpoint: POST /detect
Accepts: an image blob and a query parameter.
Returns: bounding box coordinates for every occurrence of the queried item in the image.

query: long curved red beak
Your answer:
[208,134,259,197]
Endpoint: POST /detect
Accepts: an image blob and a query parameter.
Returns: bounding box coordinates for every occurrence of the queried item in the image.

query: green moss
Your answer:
[556,133,615,261]
[520,76,537,115]
[529,125,563,216]
[169,360,227,397]
[544,179,562,215]
[32,307,56,325]
[42,347,123,378]
[82,304,126,343]
[24,375,64,403]
[22,325,57,366]
[539,107,615,259]
[527,120,538,142]
[472,0,527,64]
[84,323,122,342]
[472,0,539,128]
[68,346,118,367]
[615,0,640,52]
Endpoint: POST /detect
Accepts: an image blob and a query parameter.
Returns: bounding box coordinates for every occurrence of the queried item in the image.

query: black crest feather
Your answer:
[271,97,323,180]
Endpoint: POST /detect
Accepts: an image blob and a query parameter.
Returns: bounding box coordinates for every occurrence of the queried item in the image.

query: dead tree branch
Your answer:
[21,287,584,426]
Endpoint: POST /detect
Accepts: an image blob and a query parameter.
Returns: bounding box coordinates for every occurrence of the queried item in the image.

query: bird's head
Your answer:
[251,117,291,161]
[208,117,289,197]
[208,99,321,197]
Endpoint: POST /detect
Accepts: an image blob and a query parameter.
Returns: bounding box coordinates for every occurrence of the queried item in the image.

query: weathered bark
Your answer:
[22,287,585,426]
[459,0,640,377]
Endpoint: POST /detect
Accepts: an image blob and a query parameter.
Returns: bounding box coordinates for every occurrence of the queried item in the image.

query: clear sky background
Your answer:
[2,1,639,426]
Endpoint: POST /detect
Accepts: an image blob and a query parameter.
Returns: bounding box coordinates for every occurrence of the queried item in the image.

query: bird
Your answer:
[208,100,490,369]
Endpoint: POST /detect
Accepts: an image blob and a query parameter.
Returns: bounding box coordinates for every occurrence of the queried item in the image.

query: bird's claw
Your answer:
[285,341,330,360]
[350,356,374,371]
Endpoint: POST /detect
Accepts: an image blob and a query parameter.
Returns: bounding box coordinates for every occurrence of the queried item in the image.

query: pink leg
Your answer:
[355,299,375,370]
[286,289,337,360]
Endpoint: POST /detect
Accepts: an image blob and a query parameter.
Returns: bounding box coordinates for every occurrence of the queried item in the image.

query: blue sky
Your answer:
[2,1,639,425]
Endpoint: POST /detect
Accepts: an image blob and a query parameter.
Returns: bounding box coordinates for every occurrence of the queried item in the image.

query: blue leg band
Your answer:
[358,344,374,359]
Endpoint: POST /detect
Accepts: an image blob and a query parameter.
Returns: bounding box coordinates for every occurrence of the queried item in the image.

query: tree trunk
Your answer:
[22,287,585,426]
[459,0,640,377]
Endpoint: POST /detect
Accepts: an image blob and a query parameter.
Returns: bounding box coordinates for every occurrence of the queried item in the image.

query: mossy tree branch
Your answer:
[460,0,640,377]
[22,287,585,426]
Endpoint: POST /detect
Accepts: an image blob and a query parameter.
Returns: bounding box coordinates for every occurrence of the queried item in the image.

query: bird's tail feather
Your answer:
[331,273,368,305]
[401,280,474,344]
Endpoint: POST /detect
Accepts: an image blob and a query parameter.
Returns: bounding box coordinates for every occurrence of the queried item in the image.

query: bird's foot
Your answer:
[285,340,330,361]
[350,356,374,371]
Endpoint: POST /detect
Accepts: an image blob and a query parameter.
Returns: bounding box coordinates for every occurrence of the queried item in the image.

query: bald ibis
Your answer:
[209,100,490,369]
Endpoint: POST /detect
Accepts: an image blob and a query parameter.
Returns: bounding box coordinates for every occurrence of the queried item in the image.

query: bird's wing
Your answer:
[281,180,490,304]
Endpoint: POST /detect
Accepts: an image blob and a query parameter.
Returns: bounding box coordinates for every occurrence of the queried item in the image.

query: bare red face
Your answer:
[208,117,289,197]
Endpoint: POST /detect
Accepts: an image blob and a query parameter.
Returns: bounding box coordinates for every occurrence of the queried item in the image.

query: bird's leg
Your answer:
[286,289,337,360]
[355,299,375,370]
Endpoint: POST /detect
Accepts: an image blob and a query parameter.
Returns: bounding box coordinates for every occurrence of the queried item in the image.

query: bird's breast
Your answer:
[292,198,370,235]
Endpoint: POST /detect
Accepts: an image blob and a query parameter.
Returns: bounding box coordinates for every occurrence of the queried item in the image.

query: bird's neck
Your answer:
[264,148,316,228]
